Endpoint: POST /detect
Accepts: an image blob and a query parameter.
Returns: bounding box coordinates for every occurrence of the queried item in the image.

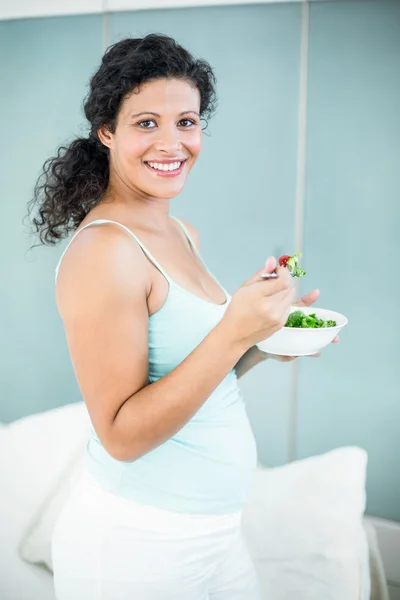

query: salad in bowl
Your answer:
[256,253,348,357]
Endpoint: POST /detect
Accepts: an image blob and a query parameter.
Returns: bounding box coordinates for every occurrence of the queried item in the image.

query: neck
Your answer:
[100,172,172,232]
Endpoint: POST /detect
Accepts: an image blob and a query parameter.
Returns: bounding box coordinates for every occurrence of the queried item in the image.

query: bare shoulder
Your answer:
[177,218,201,251]
[56,222,150,317]
[54,221,151,458]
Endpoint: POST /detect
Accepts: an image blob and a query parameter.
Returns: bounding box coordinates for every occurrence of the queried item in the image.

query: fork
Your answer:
[259,272,279,280]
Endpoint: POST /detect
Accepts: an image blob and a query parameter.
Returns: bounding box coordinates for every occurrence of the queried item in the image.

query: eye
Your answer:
[138,120,157,129]
[178,118,197,128]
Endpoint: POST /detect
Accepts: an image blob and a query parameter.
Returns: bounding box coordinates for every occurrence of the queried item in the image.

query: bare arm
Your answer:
[234,345,269,379]
[112,322,244,461]
[57,224,246,462]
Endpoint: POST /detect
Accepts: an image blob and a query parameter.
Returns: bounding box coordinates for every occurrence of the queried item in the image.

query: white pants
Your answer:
[52,469,262,600]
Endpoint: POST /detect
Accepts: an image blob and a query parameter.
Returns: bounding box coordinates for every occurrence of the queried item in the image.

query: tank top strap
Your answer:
[55,219,172,283]
[171,216,204,263]
[171,216,231,300]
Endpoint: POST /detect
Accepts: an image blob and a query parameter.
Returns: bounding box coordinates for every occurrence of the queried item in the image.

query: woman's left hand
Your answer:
[269,288,339,363]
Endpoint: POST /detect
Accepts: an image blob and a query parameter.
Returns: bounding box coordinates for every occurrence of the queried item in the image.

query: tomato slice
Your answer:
[278,255,291,267]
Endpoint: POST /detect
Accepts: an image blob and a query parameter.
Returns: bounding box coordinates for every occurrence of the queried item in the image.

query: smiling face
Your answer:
[98,78,203,200]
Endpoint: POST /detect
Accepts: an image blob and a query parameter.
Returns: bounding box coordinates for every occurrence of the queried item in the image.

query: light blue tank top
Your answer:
[55,217,257,514]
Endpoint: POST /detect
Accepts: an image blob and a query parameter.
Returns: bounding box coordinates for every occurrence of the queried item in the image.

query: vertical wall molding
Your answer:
[102,0,110,50]
[288,0,310,463]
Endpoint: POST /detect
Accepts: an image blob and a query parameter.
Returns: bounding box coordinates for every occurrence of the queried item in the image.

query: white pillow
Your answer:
[1,402,89,545]
[0,402,90,599]
[242,447,370,600]
[19,451,86,571]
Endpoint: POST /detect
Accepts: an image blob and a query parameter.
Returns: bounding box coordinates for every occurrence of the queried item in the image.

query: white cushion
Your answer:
[242,447,370,600]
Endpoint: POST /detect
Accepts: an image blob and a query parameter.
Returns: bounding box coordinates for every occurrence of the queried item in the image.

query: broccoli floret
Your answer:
[286,253,306,278]
[286,255,298,272]
[285,310,337,328]
[285,310,305,328]
[292,266,306,277]
[302,315,318,328]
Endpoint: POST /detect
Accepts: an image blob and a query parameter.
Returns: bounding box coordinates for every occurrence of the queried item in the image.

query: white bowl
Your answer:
[256,306,348,357]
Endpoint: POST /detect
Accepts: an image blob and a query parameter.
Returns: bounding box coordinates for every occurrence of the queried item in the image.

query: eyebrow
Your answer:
[129,111,200,119]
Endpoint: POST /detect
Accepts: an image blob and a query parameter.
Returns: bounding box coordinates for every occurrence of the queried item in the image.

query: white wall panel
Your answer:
[107,0,300,15]
[0,0,102,20]
[1,0,306,22]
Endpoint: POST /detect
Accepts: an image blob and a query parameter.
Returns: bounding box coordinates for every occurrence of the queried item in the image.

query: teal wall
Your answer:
[0,1,399,521]
[0,15,103,421]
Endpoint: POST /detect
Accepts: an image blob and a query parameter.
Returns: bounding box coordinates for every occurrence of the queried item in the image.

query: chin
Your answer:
[143,182,186,200]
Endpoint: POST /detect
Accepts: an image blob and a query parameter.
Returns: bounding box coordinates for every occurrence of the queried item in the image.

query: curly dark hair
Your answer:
[27,34,217,245]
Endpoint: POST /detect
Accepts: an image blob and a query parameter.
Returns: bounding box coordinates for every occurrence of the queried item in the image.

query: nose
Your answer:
[154,125,183,154]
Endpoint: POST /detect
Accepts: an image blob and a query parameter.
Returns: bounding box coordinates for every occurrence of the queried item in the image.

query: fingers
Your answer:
[272,284,296,305]
[261,256,277,275]
[261,285,295,332]
[293,289,320,307]
[242,256,278,287]
[262,281,295,332]
[242,256,277,287]
[260,266,293,297]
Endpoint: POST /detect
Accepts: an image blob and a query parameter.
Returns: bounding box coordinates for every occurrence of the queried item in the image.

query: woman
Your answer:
[29,33,327,600]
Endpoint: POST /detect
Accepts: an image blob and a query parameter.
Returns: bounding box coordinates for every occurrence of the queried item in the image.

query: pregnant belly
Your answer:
[87,400,257,513]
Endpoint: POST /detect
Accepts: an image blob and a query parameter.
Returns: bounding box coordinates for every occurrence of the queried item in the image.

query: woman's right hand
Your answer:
[221,256,295,352]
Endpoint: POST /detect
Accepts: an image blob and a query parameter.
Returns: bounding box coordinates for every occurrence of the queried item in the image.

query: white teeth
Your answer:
[148,161,182,172]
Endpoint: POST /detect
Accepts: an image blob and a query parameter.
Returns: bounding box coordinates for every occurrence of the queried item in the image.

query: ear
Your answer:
[98,125,113,149]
